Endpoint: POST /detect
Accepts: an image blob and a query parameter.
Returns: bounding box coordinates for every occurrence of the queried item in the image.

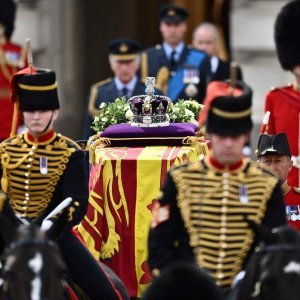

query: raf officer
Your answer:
[148,80,286,294]
[85,38,147,138]
[140,4,211,103]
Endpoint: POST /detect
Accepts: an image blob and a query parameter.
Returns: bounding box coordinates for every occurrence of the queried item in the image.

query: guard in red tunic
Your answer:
[265,0,300,187]
[0,0,27,141]
[257,132,300,231]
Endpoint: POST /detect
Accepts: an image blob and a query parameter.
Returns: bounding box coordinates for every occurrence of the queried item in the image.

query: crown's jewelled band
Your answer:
[131,114,169,127]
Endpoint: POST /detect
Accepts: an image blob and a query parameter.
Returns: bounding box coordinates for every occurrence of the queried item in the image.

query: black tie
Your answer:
[170,50,177,71]
[120,87,128,97]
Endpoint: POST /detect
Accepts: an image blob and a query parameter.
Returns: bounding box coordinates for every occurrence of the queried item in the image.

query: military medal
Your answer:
[183,66,199,98]
[40,157,48,175]
[239,185,248,204]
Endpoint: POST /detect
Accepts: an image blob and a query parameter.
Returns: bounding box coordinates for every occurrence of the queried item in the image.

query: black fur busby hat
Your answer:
[11,67,59,112]
[200,80,253,136]
[0,0,16,40]
[159,4,189,24]
[108,38,141,61]
[275,0,300,71]
[256,133,291,157]
[142,263,222,300]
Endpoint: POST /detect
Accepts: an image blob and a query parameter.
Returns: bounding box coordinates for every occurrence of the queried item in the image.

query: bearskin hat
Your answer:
[0,0,16,40]
[275,0,300,71]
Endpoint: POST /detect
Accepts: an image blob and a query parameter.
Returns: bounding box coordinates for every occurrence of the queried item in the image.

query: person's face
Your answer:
[160,21,187,47]
[293,65,300,79]
[110,58,139,84]
[210,133,249,166]
[258,154,292,182]
[192,27,218,56]
[23,110,58,136]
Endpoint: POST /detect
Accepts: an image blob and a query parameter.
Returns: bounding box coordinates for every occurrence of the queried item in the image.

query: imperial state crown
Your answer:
[128,77,171,127]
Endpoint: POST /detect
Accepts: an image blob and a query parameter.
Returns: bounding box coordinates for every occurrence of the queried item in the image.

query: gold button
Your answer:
[25,180,29,184]
[28,158,33,162]
[222,198,228,204]
[221,242,228,248]
[152,268,160,277]
[217,264,223,269]
[223,172,229,178]
[221,228,227,234]
[29,151,33,155]
[25,173,29,177]
[23,206,27,210]
[220,235,226,240]
[23,200,28,204]
[25,186,29,190]
[25,193,29,197]
[31,146,36,150]
[221,215,227,222]
[217,273,225,279]
[26,164,31,168]
[221,207,227,213]
[219,251,226,258]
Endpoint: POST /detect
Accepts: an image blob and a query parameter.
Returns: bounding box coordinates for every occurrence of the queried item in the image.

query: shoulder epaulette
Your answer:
[293,187,300,194]
[59,134,81,150]
[269,83,292,92]
[90,78,112,90]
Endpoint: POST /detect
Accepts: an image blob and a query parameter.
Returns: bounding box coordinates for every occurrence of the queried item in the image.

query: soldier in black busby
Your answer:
[0,66,129,299]
[147,79,287,294]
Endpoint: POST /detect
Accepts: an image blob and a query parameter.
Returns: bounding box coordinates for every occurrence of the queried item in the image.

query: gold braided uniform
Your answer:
[0,130,87,223]
[148,156,287,291]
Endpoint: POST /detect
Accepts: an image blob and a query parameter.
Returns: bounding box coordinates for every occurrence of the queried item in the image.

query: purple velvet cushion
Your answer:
[100,123,199,147]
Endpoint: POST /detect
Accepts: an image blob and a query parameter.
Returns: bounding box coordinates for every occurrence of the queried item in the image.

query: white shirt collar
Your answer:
[210,56,219,74]
[114,76,138,96]
[163,42,185,61]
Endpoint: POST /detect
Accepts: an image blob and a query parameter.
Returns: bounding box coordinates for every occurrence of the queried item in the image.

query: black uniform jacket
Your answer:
[148,156,287,290]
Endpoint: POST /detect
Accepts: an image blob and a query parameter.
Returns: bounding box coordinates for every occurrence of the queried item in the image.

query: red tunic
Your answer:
[265,85,300,187]
[0,41,26,141]
[283,182,300,231]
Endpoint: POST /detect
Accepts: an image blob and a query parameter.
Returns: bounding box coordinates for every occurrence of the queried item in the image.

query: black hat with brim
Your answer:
[159,4,189,24]
[256,133,291,157]
[108,38,141,61]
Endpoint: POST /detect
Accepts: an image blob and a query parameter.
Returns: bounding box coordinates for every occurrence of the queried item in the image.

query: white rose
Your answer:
[100,102,106,109]
[125,109,134,121]
[173,107,180,113]
[101,117,108,122]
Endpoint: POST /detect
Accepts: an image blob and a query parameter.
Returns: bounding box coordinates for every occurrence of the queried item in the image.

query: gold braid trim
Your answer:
[156,66,169,94]
[172,160,278,290]
[1,134,78,218]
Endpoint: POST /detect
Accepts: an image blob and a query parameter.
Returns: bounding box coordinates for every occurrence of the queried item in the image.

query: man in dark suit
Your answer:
[140,4,212,103]
[85,38,147,138]
[192,22,243,81]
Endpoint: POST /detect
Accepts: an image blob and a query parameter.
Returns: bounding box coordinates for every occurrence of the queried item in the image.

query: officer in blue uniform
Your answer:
[140,4,212,103]
[85,38,150,138]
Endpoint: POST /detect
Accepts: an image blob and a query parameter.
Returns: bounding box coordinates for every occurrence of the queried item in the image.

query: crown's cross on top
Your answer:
[145,77,155,96]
